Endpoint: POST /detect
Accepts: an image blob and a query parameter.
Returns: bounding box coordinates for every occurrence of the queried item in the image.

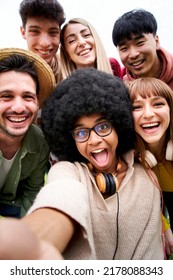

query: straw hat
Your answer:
[0,48,56,108]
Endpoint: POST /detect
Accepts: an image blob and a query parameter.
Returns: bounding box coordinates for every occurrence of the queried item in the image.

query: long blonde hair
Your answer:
[58,18,113,82]
[127,77,173,166]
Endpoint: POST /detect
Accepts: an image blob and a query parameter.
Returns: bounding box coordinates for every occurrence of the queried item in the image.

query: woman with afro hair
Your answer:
[0,68,164,260]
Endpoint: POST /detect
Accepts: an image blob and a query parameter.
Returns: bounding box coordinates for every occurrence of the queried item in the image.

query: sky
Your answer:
[1,0,173,63]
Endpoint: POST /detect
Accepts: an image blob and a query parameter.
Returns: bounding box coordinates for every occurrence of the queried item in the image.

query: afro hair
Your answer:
[41,68,135,162]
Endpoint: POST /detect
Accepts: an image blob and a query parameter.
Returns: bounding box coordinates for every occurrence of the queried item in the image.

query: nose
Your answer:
[77,36,86,47]
[128,47,140,59]
[11,97,26,113]
[88,130,102,144]
[143,104,154,118]
[39,33,51,47]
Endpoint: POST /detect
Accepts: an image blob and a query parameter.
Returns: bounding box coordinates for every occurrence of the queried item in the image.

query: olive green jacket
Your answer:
[0,124,50,217]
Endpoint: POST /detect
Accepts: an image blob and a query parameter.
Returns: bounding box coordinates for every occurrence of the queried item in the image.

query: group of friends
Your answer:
[0,0,173,260]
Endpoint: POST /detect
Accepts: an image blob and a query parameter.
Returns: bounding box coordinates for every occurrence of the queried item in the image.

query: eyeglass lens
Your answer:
[72,121,112,142]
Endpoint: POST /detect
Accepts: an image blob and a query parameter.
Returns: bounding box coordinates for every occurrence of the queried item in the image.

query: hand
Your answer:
[0,218,63,260]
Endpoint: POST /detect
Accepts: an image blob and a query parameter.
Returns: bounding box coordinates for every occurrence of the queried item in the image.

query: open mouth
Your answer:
[130,59,145,67]
[140,122,160,133]
[91,149,108,164]
[7,116,28,123]
[36,49,52,55]
[78,49,91,56]
[141,122,159,129]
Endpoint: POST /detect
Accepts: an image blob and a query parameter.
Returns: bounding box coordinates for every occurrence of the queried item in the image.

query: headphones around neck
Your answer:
[88,162,121,195]
[95,172,118,195]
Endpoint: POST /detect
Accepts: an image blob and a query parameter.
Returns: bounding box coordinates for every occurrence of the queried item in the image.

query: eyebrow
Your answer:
[65,28,89,40]
[28,25,60,31]
[0,90,37,95]
[74,117,107,129]
[118,33,145,46]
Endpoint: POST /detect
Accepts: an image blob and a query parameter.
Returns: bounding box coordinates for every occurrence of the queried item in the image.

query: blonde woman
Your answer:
[58,18,121,82]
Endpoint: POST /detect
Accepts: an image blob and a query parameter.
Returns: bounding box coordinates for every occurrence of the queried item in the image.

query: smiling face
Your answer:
[63,23,96,68]
[118,33,161,78]
[20,17,61,65]
[0,71,39,140]
[74,113,118,174]
[132,94,170,151]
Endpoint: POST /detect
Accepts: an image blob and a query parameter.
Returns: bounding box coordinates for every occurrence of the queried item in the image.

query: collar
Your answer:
[20,124,41,155]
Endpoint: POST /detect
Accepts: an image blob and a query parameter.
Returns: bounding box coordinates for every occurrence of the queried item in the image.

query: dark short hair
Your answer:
[19,0,65,27]
[0,54,39,95]
[112,9,157,46]
[41,68,135,162]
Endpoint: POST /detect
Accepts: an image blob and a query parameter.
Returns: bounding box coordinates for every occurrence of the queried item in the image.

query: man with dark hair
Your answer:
[0,48,55,218]
[19,0,66,82]
[112,9,173,89]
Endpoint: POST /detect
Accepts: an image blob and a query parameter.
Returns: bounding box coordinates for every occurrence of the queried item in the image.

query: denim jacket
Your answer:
[0,124,50,217]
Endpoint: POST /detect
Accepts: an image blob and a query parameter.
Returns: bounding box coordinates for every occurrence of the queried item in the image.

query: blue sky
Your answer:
[1,0,173,62]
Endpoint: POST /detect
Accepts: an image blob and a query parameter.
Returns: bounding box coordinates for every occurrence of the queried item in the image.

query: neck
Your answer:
[147,135,167,162]
[116,159,128,187]
[88,158,128,188]
[112,158,122,175]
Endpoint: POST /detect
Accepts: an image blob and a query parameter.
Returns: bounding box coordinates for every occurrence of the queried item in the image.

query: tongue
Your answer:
[92,150,107,163]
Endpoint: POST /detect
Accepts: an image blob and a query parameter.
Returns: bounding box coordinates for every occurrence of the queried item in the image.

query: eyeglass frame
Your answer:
[71,120,113,143]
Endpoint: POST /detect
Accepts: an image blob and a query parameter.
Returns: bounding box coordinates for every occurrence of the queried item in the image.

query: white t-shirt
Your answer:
[0,152,18,189]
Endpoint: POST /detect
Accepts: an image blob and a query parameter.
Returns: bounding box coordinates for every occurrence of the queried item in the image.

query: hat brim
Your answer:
[0,48,56,108]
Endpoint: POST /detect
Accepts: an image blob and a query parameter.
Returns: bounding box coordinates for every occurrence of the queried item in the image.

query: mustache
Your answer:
[4,111,31,116]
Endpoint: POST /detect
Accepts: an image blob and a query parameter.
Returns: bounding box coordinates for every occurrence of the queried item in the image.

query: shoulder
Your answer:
[132,162,160,194]
[47,161,85,182]
[24,124,49,151]
[109,57,122,78]
[28,123,42,134]
[28,124,47,141]
[123,150,160,191]
[158,47,173,58]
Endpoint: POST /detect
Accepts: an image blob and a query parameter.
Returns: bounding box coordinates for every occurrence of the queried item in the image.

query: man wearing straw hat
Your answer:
[0,48,56,218]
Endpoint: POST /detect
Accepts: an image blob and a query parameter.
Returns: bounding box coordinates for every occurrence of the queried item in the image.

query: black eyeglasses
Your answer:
[71,121,113,143]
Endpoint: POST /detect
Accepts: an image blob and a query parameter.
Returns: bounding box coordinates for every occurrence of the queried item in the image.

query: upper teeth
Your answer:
[142,122,158,128]
[9,117,26,122]
[79,49,90,56]
[39,50,51,55]
[92,149,104,153]
[131,61,142,66]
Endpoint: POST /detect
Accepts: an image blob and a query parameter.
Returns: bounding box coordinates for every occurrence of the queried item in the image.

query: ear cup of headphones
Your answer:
[106,173,116,195]
[95,173,107,193]
[96,173,117,194]
[103,173,111,193]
